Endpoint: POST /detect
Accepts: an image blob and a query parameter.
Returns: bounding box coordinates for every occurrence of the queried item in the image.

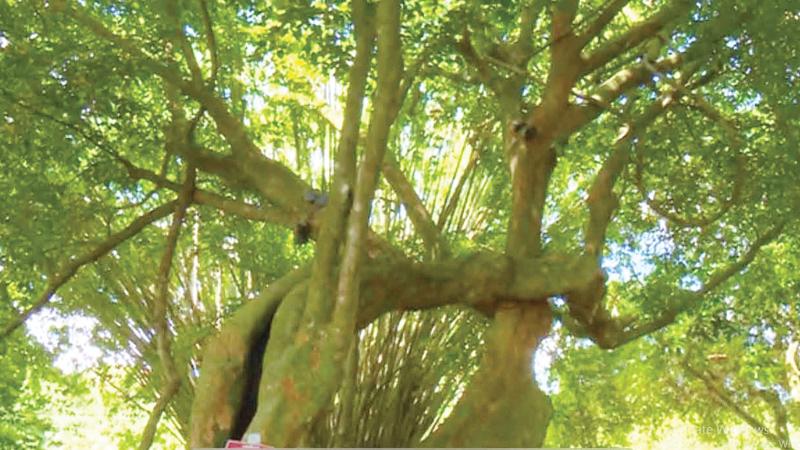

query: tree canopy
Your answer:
[1,0,799,448]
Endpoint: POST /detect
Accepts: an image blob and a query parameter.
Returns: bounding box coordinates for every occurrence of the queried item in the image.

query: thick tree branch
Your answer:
[120,158,295,225]
[192,245,596,446]
[557,53,685,138]
[243,249,595,445]
[552,0,580,40]
[537,0,582,118]
[575,4,745,134]
[242,3,405,445]
[505,0,583,260]
[0,201,178,340]
[188,266,311,448]
[304,0,374,323]
[120,153,399,259]
[420,301,552,447]
[333,0,403,334]
[580,0,692,75]
[170,141,309,217]
[54,2,311,215]
[564,6,749,140]
[357,252,599,327]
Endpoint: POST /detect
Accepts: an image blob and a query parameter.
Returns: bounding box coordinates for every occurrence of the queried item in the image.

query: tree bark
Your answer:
[422,301,553,447]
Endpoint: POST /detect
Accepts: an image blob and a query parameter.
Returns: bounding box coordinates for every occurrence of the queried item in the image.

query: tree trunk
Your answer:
[421,301,553,447]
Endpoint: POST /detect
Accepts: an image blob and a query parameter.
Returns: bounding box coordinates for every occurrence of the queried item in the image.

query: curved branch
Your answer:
[357,252,599,327]
[585,89,678,257]
[608,222,786,347]
[633,106,746,229]
[1,201,178,340]
[192,247,596,446]
[138,165,196,450]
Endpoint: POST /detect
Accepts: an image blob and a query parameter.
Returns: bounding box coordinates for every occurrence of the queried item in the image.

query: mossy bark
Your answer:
[422,301,553,447]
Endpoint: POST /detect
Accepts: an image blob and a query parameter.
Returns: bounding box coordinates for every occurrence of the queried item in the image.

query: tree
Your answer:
[0,0,798,448]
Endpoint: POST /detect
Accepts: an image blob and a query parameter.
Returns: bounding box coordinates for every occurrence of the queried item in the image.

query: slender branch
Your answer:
[684,363,794,450]
[304,0,375,323]
[438,138,482,230]
[455,30,503,95]
[163,0,203,83]
[584,89,677,257]
[511,0,548,64]
[138,165,196,450]
[750,386,793,449]
[610,222,786,346]
[0,200,178,340]
[0,90,298,227]
[54,2,310,214]
[333,0,403,334]
[575,0,631,48]
[138,379,181,450]
[382,154,450,258]
[197,0,219,86]
[699,223,785,294]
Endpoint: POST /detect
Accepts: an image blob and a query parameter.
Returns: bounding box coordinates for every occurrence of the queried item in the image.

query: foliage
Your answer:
[1,0,799,448]
[0,338,60,448]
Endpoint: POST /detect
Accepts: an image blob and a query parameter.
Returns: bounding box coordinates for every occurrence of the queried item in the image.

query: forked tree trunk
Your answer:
[188,277,554,448]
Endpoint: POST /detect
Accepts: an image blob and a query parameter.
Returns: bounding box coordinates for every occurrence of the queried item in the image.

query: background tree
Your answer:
[0,0,798,448]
